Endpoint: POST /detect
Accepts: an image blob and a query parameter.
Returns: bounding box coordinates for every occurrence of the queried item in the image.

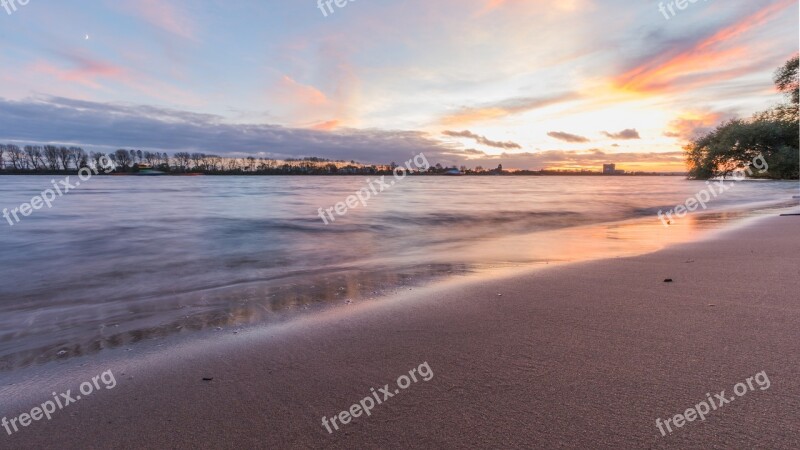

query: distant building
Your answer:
[603,163,625,175]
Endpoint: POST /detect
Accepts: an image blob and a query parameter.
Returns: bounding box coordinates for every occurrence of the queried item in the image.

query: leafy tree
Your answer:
[775,55,799,107]
[686,119,798,179]
[686,56,799,180]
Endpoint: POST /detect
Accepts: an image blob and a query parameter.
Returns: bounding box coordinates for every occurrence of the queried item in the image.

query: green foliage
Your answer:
[686,56,799,180]
[774,55,799,107]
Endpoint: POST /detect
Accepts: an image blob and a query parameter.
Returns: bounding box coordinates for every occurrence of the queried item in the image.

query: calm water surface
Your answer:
[0,175,797,370]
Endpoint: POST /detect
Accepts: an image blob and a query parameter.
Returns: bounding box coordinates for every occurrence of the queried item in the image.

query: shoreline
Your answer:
[2,212,799,448]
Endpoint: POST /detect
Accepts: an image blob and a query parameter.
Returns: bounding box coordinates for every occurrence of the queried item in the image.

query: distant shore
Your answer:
[0,171,687,176]
[3,212,798,448]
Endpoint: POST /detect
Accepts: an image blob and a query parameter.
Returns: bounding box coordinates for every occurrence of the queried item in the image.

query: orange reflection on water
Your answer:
[429,209,762,274]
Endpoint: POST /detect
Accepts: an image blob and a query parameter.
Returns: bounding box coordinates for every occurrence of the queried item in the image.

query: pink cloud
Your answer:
[29,57,127,90]
[311,120,341,131]
[28,52,204,107]
[278,76,329,106]
[266,73,361,128]
[118,0,196,40]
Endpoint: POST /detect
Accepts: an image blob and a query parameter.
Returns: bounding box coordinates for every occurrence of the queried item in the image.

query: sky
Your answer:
[0,0,797,171]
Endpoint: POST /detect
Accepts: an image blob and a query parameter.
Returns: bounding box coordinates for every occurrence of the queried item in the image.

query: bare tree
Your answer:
[24,146,43,170]
[7,145,24,169]
[225,157,240,172]
[114,149,132,169]
[190,153,205,170]
[69,147,86,169]
[57,146,71,170]
[143,151,156,166]
[200,154,211,171]
[173,152,191,171]
[91,152,108,171]
[43,145,60,170]
[206,155,222,171]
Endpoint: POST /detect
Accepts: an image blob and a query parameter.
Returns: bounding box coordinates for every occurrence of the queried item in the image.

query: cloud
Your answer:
[269,75,341,127]
[29,58,126,90]
[442,130,521,149]
[311,120,341,131]
[0,96,451,164]
[662,110,736,141]
[601,128,641,140]
[614,0,795,94]
[440,92,579,126]
[277,76,328,106]
[547,131,590,143]
[0,96,686,172]
[476,0,591,16]
[117,0,197,40]
[25,50,203,106]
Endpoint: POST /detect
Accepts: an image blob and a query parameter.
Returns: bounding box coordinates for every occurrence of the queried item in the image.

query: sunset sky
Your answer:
[0,0,797,171]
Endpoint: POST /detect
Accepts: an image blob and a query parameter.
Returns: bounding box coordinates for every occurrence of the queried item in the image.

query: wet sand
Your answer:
[2,214,799,449]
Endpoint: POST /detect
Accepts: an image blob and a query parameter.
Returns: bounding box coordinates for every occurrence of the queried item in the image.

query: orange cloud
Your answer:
[478,0,508,14]
[615,0,794,94]
[663,110,733,141]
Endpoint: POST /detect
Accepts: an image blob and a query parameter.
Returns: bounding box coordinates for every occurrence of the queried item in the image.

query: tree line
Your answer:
[0,147,428,175]
[0,145,93,172]
[0,146,507,175]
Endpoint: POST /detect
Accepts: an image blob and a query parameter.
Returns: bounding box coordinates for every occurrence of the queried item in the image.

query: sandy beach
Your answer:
[2,213,799,449]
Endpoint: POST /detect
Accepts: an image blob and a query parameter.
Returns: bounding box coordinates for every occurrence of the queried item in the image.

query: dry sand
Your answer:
[2,214,799,449]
